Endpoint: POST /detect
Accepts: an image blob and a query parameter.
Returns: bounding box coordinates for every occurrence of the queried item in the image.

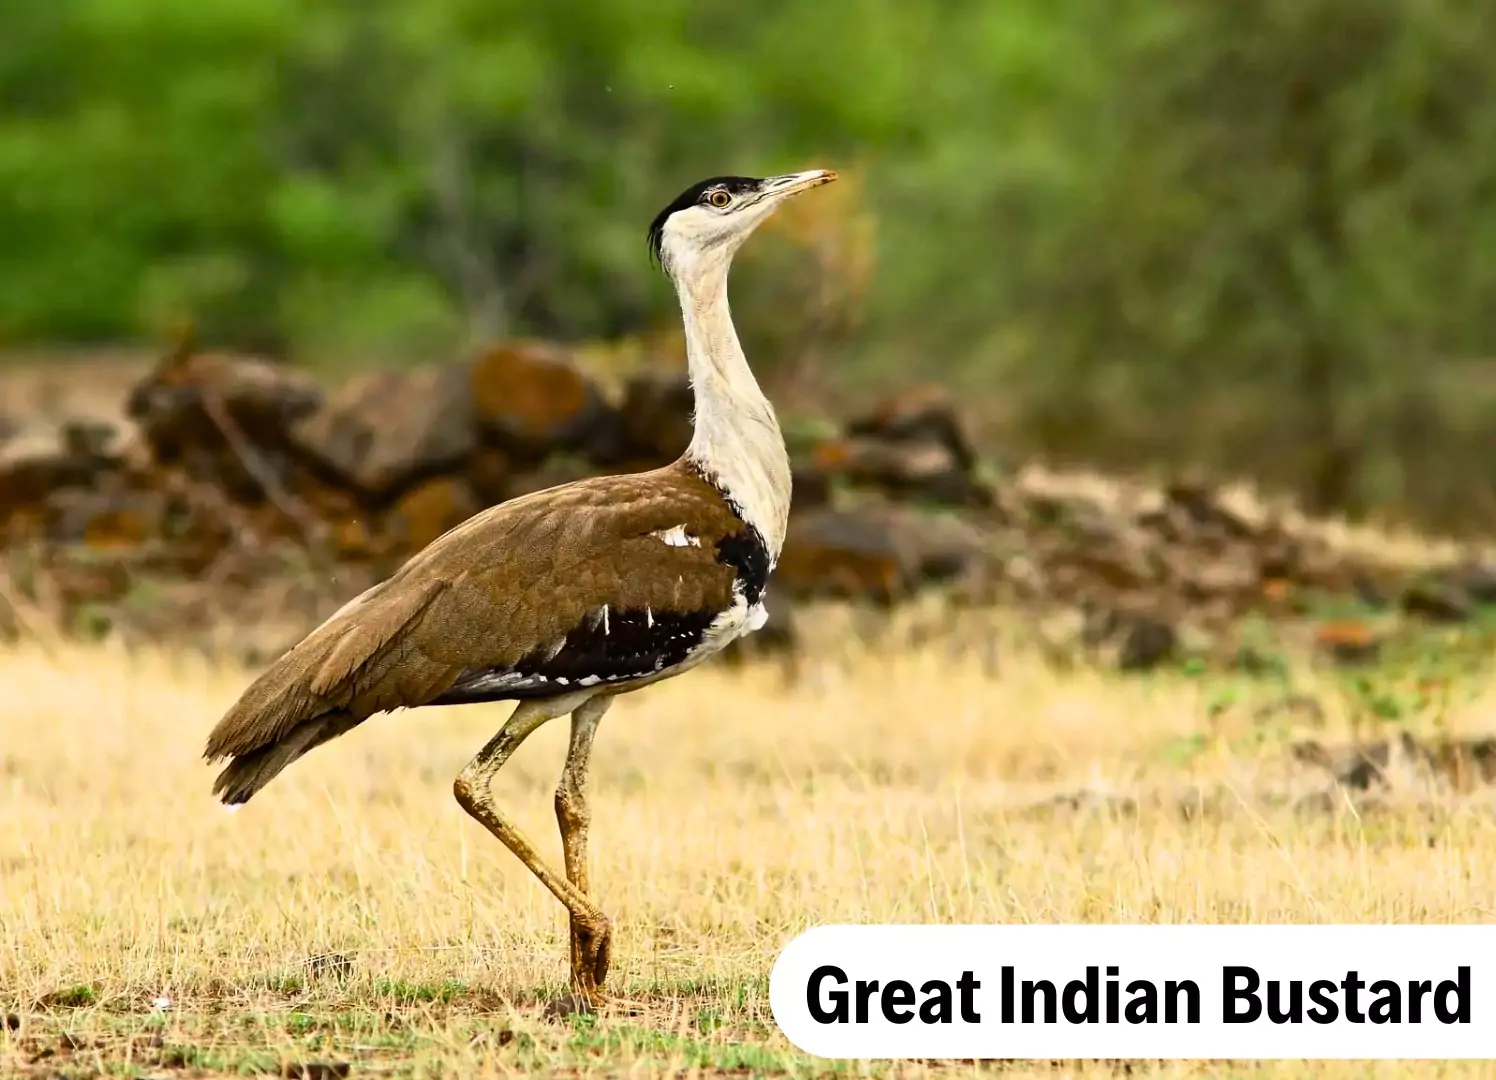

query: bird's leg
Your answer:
[554,695,613,1000]
[452,696,616,1010]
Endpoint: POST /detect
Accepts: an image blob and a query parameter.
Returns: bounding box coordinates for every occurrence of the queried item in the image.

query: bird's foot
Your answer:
[543,988,650,1020]
[569,913,612,994]
[542,913,649,1017]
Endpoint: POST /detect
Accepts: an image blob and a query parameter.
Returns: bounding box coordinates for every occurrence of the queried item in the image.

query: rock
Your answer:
[1258,577,1293,609]
[617,370,693,464]
[467,446,516,506]
[281,472,365,531]
[292,364,474,501]
[0,418,132,536]
[1051,541,1158,593]
[125,334,324,506]
[291,361,472,496]
[469,341,621,464]
[1399,579,1472,624]
[33,548,137,611]
[1285,538,1360,596]
[812,435,991,507]
[1253,526,1301,581]
[1313,621,1381,665]
[1174,551,1259,604]
[382,476,481,554]
[1116,617,1177,672]
[867,505,992,586]
[127,332,322,463]
[789,463,834,510]
[500,458,603,503]
[1163,478,1256,540]
[1452,561,1496,605]
[775,504,993,605]
[327,513,381,561]
[42,488,165,550]
[1026,492,1118,545]
[845,385,978,472]
[1350,572,1391,610]
[776,507,910,605]
[1134,502,1191,543]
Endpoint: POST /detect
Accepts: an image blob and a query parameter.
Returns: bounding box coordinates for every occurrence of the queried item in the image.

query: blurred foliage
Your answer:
[3,0,1496,529]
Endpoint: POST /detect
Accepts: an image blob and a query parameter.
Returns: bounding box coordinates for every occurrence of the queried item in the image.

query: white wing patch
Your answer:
[651,525,700,548]
[698,582,768,656]
[455,669,534,693]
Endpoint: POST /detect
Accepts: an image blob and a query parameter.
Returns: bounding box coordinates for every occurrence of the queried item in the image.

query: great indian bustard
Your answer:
[202,169,837,1010]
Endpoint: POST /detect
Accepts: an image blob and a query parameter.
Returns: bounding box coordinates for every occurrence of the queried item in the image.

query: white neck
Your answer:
[675,256,792,562]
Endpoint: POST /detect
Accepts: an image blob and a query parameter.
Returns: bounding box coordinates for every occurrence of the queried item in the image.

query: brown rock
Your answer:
[328,514,381,561]
[1163,478,1256,540]
[1452,562,1496,606]
[812,435,991,507]
[1259,577,1293,606]
[292,364,474,501]
[0,418,131,525]
[382,476,481,554]
[470,341,621,463]
[127,331,321,464]
[1278,537,1356,595]
[617,370,693,464]
[789,463,834,510]
[1400,578,1473,624]
[1026,492,1118,544]
[862,504,993,587]
[1175,552,1259,603]
[283,471,364,526]
[1117,617,1177,672]
[845,385,978,472]
[776,507,911,605]
[467,446,516,505]
[1055,543,1158,592]
[42,489,164,550]
[1314,621,1381,665]
[500,458,603,503]
[36,548,136,611]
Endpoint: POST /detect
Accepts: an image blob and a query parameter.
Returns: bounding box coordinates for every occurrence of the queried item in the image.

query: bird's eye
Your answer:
[706,189,731,209]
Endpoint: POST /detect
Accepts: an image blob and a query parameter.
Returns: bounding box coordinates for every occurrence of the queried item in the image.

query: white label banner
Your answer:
[768,924,1496,1059]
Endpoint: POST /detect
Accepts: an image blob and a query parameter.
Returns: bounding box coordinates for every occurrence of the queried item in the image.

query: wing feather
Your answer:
[203,465,747,770]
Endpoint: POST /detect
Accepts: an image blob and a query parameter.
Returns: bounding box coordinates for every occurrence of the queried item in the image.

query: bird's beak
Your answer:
[761,169,839,200]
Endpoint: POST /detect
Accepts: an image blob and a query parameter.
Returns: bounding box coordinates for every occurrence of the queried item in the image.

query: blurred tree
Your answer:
[4,0,1496,528]
[1010,0,1496,519]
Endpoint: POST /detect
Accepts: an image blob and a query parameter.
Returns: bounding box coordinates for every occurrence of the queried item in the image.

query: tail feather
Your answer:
[210,710,362,805]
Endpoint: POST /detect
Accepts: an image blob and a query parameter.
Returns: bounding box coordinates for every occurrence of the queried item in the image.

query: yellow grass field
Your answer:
[3,630,1495,1078]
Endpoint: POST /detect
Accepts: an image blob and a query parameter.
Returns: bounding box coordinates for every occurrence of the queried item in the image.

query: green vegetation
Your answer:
[5,1,1496,528]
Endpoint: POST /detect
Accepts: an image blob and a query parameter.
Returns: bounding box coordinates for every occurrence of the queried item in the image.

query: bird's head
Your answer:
[647,170,838,281]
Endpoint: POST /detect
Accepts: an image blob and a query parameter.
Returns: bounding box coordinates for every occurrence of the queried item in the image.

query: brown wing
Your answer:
[203,463,748,767]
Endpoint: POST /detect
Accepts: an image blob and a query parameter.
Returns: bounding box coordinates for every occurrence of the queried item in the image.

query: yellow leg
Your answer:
[453,693,617,1010]
[554,695,614,1000]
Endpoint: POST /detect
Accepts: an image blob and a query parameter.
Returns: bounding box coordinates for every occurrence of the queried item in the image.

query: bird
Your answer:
[201,168,838,1011]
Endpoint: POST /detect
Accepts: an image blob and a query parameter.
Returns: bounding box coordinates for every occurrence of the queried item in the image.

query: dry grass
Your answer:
[3,634,1496,1078]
